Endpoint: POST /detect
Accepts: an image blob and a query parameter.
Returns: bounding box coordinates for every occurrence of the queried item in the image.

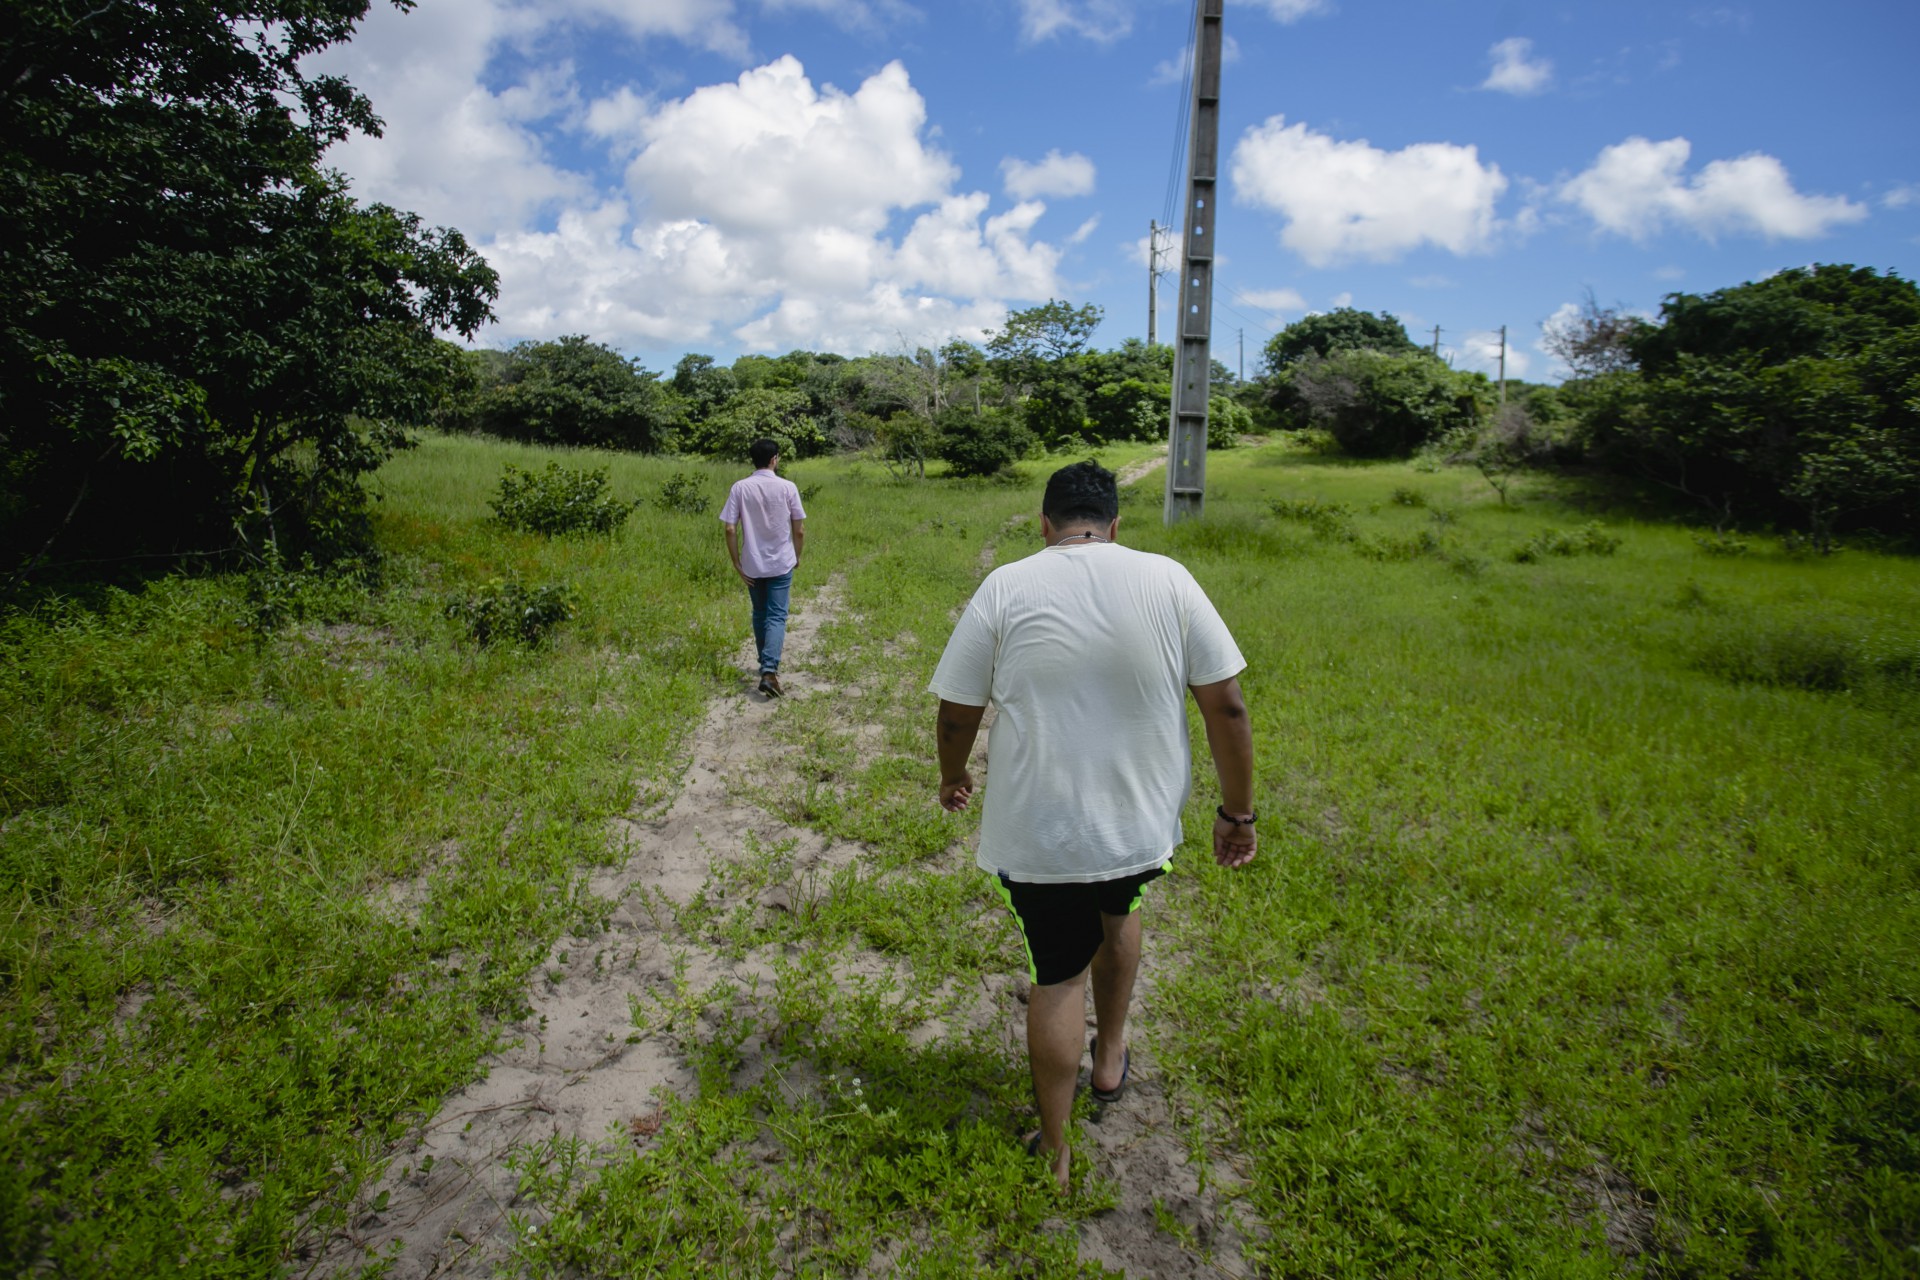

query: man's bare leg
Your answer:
[1025,970,1086,1192]
[1089,909,1142,1095]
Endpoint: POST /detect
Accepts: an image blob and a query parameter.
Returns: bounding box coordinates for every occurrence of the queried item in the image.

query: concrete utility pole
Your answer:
[1238,328,1244,383]
[1147,220,1162,349]
[1498,324,1508,406]
[1164,0,1223,526]
[1430,324,1442,356]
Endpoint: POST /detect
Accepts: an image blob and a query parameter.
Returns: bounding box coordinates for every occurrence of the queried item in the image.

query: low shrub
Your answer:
[1267,497,1356,541]
[654,472,712,516]
[1513,522,1621,563]
[242,554,374,633]
[1694,621,1919,693]
[936,406,1035,478]
[1694,532,1750,557]
[444,577,578,647]
[1390,486,1427,508]
[1354,529,1443,562]
[490,463,633,536]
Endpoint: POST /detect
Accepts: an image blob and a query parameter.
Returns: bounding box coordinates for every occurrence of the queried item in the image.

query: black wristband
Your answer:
[1217,805,1256,826]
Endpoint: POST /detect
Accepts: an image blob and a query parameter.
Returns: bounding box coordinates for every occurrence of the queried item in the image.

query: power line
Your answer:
[1213,298,1277,340]
[1159,1,1200,233]
[1221,285,1289,332]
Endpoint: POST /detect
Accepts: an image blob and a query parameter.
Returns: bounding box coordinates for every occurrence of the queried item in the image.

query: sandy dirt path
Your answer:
[1115,449,1168,488]
[314,508,1250,1278]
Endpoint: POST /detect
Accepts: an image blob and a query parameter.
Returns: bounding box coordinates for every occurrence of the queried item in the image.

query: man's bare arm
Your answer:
[722,523,750,584]
[935,699,986,811]
[791,518,805,565]
[1190,675,1257,868]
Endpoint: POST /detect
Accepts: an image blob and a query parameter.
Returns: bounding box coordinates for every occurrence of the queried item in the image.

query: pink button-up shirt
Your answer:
[719,469,806,578]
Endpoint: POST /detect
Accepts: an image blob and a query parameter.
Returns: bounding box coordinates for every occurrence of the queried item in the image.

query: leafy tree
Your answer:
[871,411,936,479]
[688,388,826,461]
[1445,403,1554,504]
[1021,379,1092,447]
[1542,290,1648,379]
[986,300,1103,403]
[1633,264,1920,373]
[1260,308,1417,375]
[672,354,738,421]
[1285,350,1488,458]
[0,0,497,575]
[935,405,1034,477]
[1207,393,1254,448]
[1086,379,1168,444]
[940,340,991,414]
[464,336,675,452]
[987,300,1104,365]
[1581,264,1920,546]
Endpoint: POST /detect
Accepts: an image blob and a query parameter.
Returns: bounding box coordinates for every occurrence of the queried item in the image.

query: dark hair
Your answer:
[750,438,780,469]
[1042,460,1119,527]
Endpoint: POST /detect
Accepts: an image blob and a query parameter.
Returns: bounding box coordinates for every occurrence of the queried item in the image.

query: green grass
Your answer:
[3,433,1915,1277]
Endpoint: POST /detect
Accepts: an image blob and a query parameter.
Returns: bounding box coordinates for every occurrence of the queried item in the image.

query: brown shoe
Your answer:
[758,672,783,698]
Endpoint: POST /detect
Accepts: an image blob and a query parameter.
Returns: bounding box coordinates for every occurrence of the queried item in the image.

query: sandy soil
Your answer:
[1115,450,1168,488]
[311,503,1251,1279]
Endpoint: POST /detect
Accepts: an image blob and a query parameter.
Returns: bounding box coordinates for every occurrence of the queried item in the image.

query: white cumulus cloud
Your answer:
[1261,0,1330,22]
[1002,150,1097,201]
[1560,136,1868,241]
[1239,287,1309,317]
[1231,116,1509,266]
[308,1,587,239]
[1481,37,1552,95]
[1017,0,1133,44]
[310,7,1078,358]
[550,0,751,57]
[1456,329,1531,380]
[621,58,956,236]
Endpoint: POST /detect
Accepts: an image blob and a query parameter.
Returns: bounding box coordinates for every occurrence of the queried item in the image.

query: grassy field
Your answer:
[1,432,1915,1277]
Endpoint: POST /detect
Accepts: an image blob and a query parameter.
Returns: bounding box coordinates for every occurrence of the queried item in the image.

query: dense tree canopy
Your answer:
[457,336,675,453]
[1580,265,1920,545]
[1260,308,1418,375]
[0,1,497,574]
[1282,349,1489,458]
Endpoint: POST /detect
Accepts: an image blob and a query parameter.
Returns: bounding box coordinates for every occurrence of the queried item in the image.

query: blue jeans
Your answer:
[747,571,792,674]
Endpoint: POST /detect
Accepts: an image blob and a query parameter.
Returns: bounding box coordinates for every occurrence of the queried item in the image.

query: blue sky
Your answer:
[312,0,1920,382]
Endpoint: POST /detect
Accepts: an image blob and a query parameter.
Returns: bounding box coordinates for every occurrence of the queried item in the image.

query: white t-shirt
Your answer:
[928,541,1245,884]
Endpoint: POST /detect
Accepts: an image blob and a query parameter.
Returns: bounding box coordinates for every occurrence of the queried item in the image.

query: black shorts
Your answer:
[992,865,1168,987]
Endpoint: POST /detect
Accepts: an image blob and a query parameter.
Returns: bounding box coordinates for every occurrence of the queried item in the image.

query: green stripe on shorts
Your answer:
[989,873,1039,984]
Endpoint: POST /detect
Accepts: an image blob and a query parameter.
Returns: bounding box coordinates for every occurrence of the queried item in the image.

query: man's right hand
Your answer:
[939,772,975,811]
[1212,814,1257,868]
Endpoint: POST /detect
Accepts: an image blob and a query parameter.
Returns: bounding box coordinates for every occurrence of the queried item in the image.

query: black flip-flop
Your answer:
[1089,1037,1129,1104]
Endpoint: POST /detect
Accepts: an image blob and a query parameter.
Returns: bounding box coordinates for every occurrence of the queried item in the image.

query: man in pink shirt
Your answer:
[719,438,807,697]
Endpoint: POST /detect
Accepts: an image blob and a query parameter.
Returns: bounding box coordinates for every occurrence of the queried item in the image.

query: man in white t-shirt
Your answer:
[929,460,1257,1193]
[720,438,807,698]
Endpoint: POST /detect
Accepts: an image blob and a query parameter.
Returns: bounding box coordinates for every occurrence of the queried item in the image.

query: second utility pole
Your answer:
[1164,0,1223,526]
[1148,220,1163,348]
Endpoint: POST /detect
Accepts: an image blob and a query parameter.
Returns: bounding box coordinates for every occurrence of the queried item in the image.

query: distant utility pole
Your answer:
[1237,328,1244,382]
[1147,220,1164,348]
[1430,324,1442,356]
[1498,324,1508,406]
[1164,0,1223,526]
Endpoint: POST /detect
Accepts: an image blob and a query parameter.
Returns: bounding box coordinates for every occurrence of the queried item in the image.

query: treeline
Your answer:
[1,2,497,579]
[432,300,1252,479]
[5,7,1911,580]
[1252,266,1920,547]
